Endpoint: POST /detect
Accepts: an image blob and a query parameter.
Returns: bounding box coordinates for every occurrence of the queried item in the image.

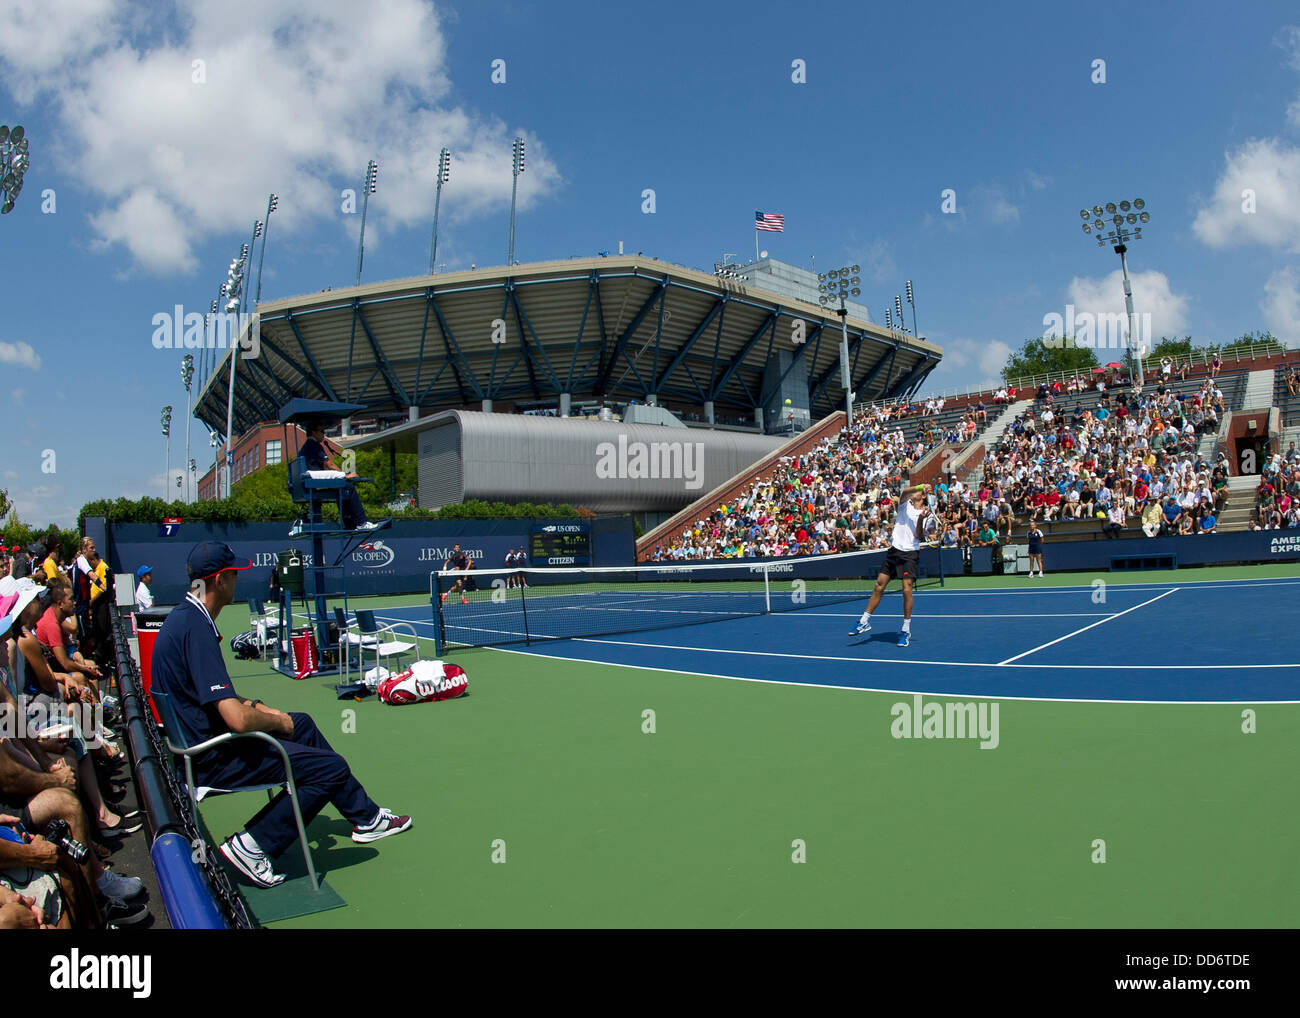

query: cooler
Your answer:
[133,607,173,724]
[289,626,319,680]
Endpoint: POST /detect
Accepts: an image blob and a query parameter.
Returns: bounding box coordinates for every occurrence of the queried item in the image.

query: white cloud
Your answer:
[1191,138,1300,251]
[1065,269,1191,345]
[971,184,1020,225]
[10,389,25,406]
[3,0,563,275]
[921,337,1013,395]
[0,341,41,370]
[1025,170,1050,192]
[0,0,117,102]
[1262,266,1300,347]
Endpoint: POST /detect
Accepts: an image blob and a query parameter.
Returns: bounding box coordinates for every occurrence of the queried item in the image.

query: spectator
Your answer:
[1141,500,1162,538]
[1103,502,1126,539]
[299,421,378,532]
[149,542,413,888]
[134,567,154,612]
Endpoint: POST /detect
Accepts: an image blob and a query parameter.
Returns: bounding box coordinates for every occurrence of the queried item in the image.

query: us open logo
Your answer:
[352,540,396,569]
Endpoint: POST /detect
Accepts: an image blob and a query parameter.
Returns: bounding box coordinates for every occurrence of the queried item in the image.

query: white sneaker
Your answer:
[352,808,412,843]
[355,521,380,531]
[97,869,143,900]
[220,834,286,888]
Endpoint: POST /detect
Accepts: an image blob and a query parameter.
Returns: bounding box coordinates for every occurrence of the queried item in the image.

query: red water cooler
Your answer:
[133,608,173,724]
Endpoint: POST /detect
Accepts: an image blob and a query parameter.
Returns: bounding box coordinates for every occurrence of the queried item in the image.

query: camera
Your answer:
[44,818,88,863]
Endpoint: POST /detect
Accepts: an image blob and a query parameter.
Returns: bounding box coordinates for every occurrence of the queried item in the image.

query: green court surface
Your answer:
[194,564,1300,928]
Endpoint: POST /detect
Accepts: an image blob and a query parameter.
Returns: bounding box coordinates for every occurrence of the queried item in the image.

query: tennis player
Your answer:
[851,483,930,647]
[439,544,472,605]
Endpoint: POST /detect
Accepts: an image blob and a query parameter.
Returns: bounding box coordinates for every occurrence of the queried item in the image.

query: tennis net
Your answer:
[432,547,944,651]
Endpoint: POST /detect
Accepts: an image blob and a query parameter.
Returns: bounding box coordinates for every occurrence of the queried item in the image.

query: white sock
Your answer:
[901,618,911,633]
[859,611,872,625]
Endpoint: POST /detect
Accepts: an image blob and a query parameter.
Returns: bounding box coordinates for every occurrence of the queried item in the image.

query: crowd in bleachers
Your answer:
[1248,442,1300,530]
[647,398,1005,562]
[646,364,1261,563]
[974,372,1231,540]
[0,536,150,929]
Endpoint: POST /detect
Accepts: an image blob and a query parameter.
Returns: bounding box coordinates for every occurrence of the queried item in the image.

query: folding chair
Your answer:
[247,598,280,660]
[150,687,320,891]
[332,606,379,682]
[353,609,418,679]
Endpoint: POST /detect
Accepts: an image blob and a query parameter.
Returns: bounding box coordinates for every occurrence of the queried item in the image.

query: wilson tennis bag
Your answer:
[377,659,469,705]
[229,629,261,660]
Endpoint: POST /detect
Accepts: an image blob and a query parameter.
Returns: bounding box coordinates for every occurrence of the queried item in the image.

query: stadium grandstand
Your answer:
[189,255,941,524]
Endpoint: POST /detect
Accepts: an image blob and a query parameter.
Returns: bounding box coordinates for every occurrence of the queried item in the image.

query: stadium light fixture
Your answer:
[355,159,378,286]
[429,147,451,275]
[906,279,918,336]
[1078,197,1153,382]
[0,125,30,216]
[181,354,195,503]
[507,137,525,267]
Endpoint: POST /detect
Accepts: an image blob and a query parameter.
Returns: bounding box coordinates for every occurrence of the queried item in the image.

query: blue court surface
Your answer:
[364,574,1300,704]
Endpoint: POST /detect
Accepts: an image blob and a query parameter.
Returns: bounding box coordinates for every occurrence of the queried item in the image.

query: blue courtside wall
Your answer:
[105,517,635,604]
[676,532,1300,576]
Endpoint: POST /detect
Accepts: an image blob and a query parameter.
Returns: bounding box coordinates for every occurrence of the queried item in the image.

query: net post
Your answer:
[763,561,771,613]
[431,570,446,656]
[519,567,531,646]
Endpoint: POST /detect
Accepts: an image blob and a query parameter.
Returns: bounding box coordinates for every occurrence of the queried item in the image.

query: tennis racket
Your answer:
[920,511,944,547]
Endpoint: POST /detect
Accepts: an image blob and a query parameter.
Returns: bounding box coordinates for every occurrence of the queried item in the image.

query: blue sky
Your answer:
[3,0,1300,527]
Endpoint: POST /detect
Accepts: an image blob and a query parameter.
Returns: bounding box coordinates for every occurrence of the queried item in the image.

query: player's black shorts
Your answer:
[881,546,918,580]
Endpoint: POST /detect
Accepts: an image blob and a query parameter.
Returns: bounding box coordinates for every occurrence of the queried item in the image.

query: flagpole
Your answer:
[755,224,760,264]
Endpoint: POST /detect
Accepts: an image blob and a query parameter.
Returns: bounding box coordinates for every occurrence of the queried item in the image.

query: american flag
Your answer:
[755,211,784,233]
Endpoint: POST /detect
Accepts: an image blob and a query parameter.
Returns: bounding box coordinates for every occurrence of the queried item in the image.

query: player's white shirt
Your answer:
[891,499,923,552]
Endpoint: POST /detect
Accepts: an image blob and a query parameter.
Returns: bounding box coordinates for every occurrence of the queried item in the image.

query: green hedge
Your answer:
[78,495,586,529]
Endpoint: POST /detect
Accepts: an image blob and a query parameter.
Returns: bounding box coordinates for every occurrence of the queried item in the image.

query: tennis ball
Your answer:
[785,398,792,405]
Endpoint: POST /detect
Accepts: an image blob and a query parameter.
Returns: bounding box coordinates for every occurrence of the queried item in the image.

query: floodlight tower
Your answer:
[222,248,248,498]
[1079,198,1152,382]
[508,137,524,266]
[816,264,862,421]
[181,354,195,502]
[906,279,918,337]
[355,159,378,286]
[255,193,278,305]
[429,148,451,274]
[161,406,173,499]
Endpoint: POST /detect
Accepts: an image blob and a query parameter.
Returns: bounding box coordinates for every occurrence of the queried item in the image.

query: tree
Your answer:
[1001,337,1099,384]
[1216,331,1285,356]
[1147,335,1199,363]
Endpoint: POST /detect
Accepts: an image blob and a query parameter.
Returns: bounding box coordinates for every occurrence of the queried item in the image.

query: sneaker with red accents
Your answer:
[352,808,412,843]
[460,595,468,605]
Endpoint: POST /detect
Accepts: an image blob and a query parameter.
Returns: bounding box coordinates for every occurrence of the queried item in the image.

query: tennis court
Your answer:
[201,561,1300,927]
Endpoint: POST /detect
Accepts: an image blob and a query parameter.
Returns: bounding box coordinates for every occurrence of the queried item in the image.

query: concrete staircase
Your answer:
[1219,474,1260,531]
[986,398,1033,440]
[1242,369,1275,409]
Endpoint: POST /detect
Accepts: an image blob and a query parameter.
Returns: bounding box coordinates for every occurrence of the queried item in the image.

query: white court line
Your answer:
[562,628,1297,670]
[488,646,1300,705]
[996,588,1180,666]
[793,611,1112,619]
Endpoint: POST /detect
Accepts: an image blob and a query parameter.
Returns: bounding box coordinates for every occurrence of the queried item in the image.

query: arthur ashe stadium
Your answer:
[72,237,1300,932]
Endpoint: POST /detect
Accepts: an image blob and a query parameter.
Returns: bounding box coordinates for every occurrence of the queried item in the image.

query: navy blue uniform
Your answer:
[300,437,368,529]
[150,594,378,858]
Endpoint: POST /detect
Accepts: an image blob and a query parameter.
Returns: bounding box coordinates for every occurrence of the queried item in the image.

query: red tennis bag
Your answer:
[378,660,469,705]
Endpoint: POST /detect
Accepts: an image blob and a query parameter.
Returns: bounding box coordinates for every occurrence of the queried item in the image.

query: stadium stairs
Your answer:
[636,411,846,558]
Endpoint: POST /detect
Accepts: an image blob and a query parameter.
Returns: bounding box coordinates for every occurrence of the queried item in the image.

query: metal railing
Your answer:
[912,340,1290,404]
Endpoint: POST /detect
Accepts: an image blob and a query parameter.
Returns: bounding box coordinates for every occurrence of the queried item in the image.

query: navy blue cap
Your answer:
[186,541,252,580]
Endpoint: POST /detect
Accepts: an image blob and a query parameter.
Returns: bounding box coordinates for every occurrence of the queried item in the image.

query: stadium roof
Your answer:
[192,255,943,440]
